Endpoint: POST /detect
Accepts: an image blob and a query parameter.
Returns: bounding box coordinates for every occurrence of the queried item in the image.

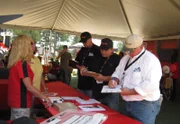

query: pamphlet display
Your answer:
[40,110,108,124]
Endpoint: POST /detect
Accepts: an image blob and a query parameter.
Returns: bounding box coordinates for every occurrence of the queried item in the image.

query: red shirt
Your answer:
[170,62,179,79]
[8,61,34,108]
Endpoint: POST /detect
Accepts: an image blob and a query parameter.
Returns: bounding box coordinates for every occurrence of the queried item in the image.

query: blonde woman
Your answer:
[7,35,51,120]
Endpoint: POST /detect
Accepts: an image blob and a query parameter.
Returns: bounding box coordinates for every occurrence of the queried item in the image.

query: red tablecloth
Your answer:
[45,81,141,124]
[0,80,141,124]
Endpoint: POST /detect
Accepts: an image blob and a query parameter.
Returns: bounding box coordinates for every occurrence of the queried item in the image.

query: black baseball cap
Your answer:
[79,32,92,43]
[100,38,113,50]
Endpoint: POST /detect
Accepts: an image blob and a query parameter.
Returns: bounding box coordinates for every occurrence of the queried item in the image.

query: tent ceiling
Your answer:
[0,0,180,40]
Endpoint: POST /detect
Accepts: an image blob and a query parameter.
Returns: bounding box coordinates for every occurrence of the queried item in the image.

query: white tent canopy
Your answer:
[0,0,180,40]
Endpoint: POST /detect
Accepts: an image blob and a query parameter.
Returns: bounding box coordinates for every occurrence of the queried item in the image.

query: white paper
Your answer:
[101,85,122,93]
[61,96,80,100]
[86,113,106,124]
[48,97,64,103]
[62,115,80,124]
[75,98,100,104]
[39,109,108,124]
[78,105,105,112]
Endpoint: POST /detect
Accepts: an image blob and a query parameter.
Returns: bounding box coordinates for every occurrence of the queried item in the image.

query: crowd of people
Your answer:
[1,31,178,124]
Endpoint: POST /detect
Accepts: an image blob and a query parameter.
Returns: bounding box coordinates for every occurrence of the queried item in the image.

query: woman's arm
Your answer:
[22,77,51,107]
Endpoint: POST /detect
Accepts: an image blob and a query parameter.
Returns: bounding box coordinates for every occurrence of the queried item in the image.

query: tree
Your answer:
[12,29,41,42]
[117,42,123,52]
[59,34,70,42]
[72,35,80,45]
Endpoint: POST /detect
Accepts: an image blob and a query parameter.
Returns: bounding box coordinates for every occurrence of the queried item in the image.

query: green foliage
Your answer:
[72,35,80,45]
[117,42,123,52]
[57,45,63,50]
[59,33,70,42]
[40,30,71,42]
[12,29,40,42]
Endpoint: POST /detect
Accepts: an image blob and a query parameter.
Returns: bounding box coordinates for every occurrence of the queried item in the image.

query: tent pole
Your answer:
[118,0,133,34]
[49,30,52,58]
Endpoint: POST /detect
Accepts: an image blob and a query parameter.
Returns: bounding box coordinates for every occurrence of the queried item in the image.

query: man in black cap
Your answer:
[92,38,121,111]
[75,32,102,97]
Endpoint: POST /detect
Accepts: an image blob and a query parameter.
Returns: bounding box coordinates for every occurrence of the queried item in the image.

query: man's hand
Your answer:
[94,74,104,81]
[76,65,87,76]
[80,68,88,76]
[108,79,118,88]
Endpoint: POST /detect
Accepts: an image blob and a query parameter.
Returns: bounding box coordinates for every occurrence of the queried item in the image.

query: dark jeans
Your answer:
[121,97,162,124]
[170,79,177,101]
[59,68,71,85]
[99,93,119,111]
[79,89,93,98]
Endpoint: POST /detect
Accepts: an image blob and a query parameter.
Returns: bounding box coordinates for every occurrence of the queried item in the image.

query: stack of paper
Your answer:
[101,85,122,93]
[53,102,78,112]
[78,105,105,112]
[75,98,100,104]
[40,110,108,124]
[61,96,80,101]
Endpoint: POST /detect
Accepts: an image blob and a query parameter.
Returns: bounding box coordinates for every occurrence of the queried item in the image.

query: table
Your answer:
[0,79,141,124]
[45,81,141,124]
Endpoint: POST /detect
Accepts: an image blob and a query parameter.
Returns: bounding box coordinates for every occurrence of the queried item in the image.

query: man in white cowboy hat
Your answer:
[109,34,162,124]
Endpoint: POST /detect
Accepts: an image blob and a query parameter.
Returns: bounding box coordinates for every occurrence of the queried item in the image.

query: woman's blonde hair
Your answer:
[8,34,34,68]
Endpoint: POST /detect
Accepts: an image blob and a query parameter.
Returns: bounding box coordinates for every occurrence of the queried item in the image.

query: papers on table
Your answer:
[75,98,100,104]
[40,110,108,124]
[48,97,64,103]
[101,85,122,93]
[61,96,80,101]
[78,105,105,112]
[62,113,106,124]
[53,102,78,112]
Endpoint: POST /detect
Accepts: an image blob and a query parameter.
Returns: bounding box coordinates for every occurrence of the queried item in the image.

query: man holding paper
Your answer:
[92,38,121,111]
[109,34,162,124]
[75,32,102,97]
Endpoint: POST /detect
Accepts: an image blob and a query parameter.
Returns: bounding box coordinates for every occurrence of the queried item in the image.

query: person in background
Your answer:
[75,32,102,97]
[109,34,162,124]
[57,45,72,85]
[170,49,179,101]
[92,38,121,111]
[7,35,51,120]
